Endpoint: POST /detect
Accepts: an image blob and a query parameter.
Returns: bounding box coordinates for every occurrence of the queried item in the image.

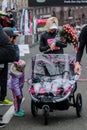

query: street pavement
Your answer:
[1,44,87,130]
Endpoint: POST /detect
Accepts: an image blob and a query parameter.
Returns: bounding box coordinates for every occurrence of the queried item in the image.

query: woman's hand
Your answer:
[50,43,60,51]
[50,43,56,50]
[48,41,53,46]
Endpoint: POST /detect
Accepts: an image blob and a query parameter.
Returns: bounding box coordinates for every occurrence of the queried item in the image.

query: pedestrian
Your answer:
[39,17,67,54]
[3,27,20,62]
[0,11,16,128]
[8,60,26,117]
[0,25,16,105]
[74,25,87,74]
[1,28,20,105]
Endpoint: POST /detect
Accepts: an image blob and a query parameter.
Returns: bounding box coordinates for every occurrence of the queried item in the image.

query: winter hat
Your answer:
[13,30,22,36]
[49,22,58,29]
[3,27,18,37]
[10,60,26,75]
[45,17,58,30]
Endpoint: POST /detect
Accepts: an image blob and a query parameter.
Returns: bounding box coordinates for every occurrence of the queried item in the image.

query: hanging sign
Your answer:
[28,0,87,6]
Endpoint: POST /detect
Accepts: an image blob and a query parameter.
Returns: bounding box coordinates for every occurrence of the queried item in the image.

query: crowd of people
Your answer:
[0,11,86,128]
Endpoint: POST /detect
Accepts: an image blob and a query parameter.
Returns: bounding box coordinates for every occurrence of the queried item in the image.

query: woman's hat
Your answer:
[45,17,58,30]
[49,23,58,29]
[10,60,26,75]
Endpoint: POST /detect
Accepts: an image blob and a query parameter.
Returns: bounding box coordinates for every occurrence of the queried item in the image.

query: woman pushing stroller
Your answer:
[29,17,82,125]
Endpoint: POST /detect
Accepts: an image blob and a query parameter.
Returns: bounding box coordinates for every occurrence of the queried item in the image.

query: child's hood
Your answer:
[10,64,22,76]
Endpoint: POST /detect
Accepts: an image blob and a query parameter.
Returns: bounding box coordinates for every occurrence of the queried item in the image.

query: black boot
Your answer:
[0,123,6,128]
[0,115,2,120]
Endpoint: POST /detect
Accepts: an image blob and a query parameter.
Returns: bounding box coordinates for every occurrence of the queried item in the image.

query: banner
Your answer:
[32,15,37,34]
[20,9,25,34]
[24,10,29,35]
[18,44,30,56]
[29,12,33,34]
[2,0,8,12]
[28,0,87,6]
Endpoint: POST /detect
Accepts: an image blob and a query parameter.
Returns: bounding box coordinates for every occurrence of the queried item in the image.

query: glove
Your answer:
[54,39,67,48]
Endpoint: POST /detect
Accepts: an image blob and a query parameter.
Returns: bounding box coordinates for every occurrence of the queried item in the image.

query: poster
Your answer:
[18,45,30,56]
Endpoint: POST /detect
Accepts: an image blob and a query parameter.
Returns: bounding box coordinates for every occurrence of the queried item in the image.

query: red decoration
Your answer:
[37,19,47,25]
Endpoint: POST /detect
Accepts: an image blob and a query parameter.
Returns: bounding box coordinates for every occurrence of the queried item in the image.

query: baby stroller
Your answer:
[29,54,82,125]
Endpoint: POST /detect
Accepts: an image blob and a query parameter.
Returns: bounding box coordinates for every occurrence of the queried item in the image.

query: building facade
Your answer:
[29,6,87,26]
[0,0,87,26]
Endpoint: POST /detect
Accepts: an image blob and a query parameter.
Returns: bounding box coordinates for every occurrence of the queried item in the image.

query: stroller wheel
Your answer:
[31,100,38,117]
[44,111,48,125]
[43,105,49,125]
[76,93,82,117]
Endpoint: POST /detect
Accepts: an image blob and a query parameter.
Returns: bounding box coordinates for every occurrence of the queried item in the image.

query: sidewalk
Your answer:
[29,41,39,48]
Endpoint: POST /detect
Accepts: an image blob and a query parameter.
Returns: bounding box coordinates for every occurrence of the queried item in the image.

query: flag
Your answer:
[24,10,29,35]
[11,2,14,9]
[2,0,8,12]
[32,15,37,34]
[29,12,33,34]
[20,9,25,34]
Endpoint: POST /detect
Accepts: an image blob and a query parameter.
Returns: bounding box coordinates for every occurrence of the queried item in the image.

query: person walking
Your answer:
[8,60,26,117]
[74,25,87,74]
